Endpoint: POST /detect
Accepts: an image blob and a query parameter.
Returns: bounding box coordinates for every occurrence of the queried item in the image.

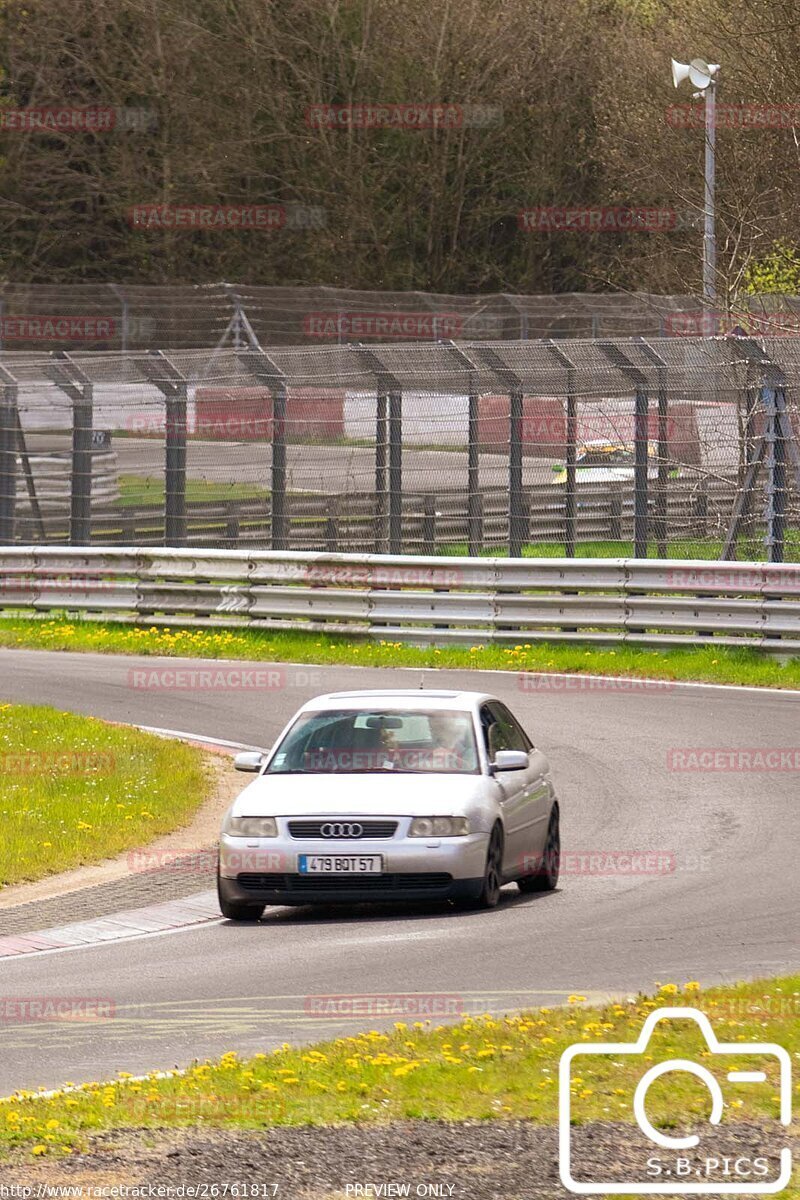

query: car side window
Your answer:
[489,702,532,753]
[480,704,504,761]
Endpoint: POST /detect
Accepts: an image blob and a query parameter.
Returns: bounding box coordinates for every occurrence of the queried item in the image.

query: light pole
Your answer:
[671,57,720,311]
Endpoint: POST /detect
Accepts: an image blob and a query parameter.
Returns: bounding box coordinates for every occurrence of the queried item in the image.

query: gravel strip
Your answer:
[2,1120,795,1198]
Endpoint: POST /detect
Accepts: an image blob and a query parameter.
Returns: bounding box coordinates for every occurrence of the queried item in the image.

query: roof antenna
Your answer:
[419,673,424,689]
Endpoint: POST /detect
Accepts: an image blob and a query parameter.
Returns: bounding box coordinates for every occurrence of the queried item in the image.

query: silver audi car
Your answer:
[217,689,560,920]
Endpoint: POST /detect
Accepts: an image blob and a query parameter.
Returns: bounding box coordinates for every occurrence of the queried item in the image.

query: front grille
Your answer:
[238,873,289,890]
[237,872,452,894]
[287,820,398,840]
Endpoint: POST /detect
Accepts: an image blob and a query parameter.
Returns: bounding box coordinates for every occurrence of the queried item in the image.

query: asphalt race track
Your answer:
[1,649,798,1095]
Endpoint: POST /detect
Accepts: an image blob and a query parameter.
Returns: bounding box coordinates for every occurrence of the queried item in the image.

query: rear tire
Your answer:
[518,805,560,893]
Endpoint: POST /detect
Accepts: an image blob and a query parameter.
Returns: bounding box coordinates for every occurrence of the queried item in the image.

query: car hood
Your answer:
[231,771,489,816]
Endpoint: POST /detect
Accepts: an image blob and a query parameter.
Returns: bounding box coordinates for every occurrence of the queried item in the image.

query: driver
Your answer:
[427,713,471,769]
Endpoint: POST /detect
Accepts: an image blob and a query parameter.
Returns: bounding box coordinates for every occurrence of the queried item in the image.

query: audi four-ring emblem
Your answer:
[320,822,363,838]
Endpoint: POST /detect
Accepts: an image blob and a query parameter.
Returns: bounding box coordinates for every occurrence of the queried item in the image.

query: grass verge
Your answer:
[1,617,799,689]
[440,534,800,560]
[117,475,267,507]
[0,703,211,887]
[1,977,796,1160]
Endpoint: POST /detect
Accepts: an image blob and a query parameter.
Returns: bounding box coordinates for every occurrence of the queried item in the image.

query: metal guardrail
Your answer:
[1,547,799,652]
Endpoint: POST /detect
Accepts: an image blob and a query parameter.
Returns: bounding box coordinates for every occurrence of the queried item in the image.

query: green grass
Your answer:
[116,475,268,508]
[1,617,798,690]
[440,534,800,560]
[0,703,211,887]
[1,977,796,1163]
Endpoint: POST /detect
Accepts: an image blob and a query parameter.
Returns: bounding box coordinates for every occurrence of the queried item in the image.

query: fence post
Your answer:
[388,387,402,553]
[694,480,708,536]
[764,384,786,563]
[635,339,669,556]
[136,351,188,546]
[473,491,484,551]
[325,498,338,551]
[633,383,649,557]
[354,348,402,555]
[272,374,287,549]
[445,343,482,556]
[475,348,525,556]
[238,350,288,550]
[225,503,240,547]
[46,352,94,546]
[0,365,18,544]
[546,341,578,557]
[165,392,187,545]
[423,494,437,550]
[375,386,387,551]
[598,342,650,557]
[608,482,623,540]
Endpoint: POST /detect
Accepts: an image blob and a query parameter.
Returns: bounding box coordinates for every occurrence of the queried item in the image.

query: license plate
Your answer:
[298,854,383,875]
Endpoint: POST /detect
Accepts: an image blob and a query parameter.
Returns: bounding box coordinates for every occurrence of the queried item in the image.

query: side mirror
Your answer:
[491,749,529,773]
[234,751,264,773]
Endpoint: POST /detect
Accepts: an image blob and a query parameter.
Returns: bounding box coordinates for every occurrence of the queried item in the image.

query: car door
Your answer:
[484,702,551,876]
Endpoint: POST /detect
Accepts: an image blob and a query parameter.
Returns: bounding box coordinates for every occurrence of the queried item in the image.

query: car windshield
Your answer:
[265,709,479,775]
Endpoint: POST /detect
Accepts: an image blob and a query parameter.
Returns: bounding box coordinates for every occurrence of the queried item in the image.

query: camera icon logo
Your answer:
[559,1006,791,1194]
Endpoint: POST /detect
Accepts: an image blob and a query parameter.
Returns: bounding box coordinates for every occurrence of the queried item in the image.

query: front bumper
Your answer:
[218,825,488,906]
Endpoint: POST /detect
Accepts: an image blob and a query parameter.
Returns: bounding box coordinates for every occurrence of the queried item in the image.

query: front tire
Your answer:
[217,868,265,921]
[465,824,504,910]
[518,805,560,893]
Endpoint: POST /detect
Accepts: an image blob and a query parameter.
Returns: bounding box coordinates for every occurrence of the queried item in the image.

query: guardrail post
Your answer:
[46,352,94,545]
[238,351,288,549]
[136,351,188,546]
[0,365,18,544]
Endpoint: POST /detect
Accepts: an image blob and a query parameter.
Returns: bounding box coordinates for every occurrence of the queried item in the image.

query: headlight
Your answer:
[409,816,470,837]
[222,815,278,838]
